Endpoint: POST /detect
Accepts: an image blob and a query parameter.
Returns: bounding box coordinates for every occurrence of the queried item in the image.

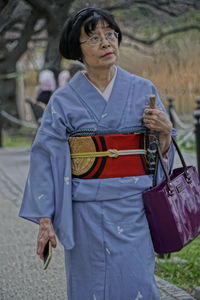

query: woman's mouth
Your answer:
[102,52,113,57]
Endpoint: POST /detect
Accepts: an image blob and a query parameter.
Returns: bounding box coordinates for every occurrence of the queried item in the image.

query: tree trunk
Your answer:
[44,33,62,78]
[0,63,18,117]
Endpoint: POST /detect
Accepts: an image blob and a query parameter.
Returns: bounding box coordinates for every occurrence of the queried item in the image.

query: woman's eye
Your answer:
[90,35,99,41]
[106,32,114,38]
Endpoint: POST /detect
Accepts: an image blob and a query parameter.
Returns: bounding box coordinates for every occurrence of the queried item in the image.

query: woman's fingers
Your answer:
[36,221,57,259]
[49,233,57,248]
[37,231,49,259]
[37,242,45,259]
[143,108,172,134]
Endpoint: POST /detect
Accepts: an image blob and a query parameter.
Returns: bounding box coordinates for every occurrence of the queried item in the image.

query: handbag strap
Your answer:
[155,136,192,194]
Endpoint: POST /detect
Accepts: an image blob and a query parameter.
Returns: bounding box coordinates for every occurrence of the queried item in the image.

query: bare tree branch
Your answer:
[104,0,140,11]
[24,0,52,16]
[107,0,200,16]
[0,0,22,31]
[122,43,154,56]
[123,24,200,45]
[24,0,75,73]
[9,10,38,63]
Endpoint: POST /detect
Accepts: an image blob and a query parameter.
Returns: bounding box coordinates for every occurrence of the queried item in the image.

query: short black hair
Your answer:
[59,7,122,61]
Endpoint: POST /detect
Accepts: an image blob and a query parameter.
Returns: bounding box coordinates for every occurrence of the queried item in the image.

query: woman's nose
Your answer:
[101,36,111,48]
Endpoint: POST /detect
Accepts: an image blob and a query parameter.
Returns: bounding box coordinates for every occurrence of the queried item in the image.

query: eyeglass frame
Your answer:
[80,31,119,45]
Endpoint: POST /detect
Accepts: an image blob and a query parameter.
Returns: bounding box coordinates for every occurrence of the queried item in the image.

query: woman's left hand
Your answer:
[143,106,172,134]
[143,106,173,155]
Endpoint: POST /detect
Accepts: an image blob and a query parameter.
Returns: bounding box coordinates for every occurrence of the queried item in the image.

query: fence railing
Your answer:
[167,97,200,177]
[0,105,37,147]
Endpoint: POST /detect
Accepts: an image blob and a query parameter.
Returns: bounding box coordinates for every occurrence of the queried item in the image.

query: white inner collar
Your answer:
[82,66,117,101]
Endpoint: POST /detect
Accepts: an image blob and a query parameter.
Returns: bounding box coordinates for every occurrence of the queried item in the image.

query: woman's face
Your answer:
[79,20,119,71]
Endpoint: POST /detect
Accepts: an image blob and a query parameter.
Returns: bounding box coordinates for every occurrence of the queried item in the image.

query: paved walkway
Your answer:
[0,147,197,300]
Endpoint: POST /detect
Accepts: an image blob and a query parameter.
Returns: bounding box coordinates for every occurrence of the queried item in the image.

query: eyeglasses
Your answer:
[80,31,119,45]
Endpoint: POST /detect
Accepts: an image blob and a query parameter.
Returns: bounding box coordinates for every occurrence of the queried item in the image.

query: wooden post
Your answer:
[167,97,175,128]
[0,105,3,147]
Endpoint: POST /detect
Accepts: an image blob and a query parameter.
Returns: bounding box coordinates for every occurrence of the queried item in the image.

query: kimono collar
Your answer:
[69,66,133,128]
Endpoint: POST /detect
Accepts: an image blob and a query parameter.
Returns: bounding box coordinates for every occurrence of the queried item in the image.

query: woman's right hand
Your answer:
[37,218,57,259]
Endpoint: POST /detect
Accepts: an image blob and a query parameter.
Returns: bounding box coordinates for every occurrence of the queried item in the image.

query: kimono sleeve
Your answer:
[19,94,70,224]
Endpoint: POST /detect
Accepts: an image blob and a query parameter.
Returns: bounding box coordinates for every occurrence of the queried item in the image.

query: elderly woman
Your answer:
[19,7,174,300]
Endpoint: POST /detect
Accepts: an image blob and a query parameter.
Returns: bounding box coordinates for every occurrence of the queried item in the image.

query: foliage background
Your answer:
[1,0,200,116]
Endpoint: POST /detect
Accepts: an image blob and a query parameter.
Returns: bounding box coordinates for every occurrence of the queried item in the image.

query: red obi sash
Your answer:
[68,133,149,179]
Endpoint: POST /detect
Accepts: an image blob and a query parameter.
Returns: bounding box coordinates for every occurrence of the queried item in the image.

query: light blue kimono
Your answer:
[19,66,175,300]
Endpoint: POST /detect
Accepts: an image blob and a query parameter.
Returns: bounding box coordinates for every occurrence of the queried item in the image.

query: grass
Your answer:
[155,235,200,294]
[3,135,33,147]
[179,141,196,152]
[178,136,196,152]
[2,127,35,148]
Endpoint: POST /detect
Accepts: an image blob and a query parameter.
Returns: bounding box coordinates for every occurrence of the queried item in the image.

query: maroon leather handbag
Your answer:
[143,137,200,254]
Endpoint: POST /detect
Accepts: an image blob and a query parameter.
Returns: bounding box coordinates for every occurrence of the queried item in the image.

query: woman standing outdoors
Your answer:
[19,7,174,300]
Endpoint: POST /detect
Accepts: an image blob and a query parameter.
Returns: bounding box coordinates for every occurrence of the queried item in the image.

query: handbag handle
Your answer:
[156,136,192,195]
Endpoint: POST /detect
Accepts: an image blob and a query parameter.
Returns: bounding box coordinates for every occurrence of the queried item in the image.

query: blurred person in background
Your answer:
[58,70,70,87]
[35,69,56,109]
[19,7,174,300]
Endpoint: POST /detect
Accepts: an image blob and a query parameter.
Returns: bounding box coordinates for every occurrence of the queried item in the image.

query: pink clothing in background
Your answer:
[36,70,56,96]
[58,70,70,87]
